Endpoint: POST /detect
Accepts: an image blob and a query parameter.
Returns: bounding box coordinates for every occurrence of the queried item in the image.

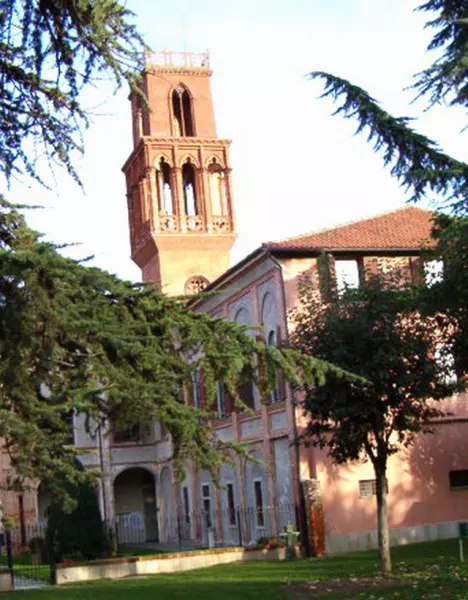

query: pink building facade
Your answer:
[190,206,468,553]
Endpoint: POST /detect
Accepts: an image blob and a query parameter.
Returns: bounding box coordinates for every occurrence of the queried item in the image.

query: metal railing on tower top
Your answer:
[145,51,210,70]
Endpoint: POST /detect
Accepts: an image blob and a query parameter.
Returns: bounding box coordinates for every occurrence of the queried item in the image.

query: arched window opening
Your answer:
[157,158,173,215]
[182,161,198,216]
[208,159,227,215]
[267,328,285,404]
[267,329,276,348]
[172,89,183,136]
[172,86,195,137]
[182,89,194,136]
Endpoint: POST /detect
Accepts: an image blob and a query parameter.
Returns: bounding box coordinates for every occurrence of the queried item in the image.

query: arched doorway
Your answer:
[113,468,158,543]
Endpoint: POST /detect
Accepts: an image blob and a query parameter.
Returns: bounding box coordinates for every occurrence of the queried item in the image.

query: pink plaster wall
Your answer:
[306,413,468,537]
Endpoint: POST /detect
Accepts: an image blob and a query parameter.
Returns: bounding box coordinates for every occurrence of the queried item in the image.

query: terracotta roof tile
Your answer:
[265,206,436,253]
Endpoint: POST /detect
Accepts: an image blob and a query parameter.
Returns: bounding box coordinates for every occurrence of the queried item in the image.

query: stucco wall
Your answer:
[312,418,468,542]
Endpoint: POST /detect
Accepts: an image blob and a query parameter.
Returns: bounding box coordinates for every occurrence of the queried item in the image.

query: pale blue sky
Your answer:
[5,0,467,282]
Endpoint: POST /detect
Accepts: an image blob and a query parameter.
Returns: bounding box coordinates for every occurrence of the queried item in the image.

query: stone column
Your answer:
[148,167,160,232]
[174,167,186,232]
[201,167,213,232]
[232,411,248,545]
[213,469,223,544]
[301,479,326,556]
[224,168,235,231]
[261,405,278,533]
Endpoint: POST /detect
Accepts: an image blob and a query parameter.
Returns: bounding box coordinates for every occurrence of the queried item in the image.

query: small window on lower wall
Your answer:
[359,479,389,498]
[449,470,468,489]
[226,483,236,526]
[254,480,265,527]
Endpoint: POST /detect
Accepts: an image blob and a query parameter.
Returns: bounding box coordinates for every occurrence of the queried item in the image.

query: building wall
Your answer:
[279,250,468,551]
[192,252,299,530]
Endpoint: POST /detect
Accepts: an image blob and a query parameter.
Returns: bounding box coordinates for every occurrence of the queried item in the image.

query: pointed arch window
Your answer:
[207,158,228,216]
[182,161,199,216]
[172,86,195,137]
[156,158,174,215]
[267,327,285,404]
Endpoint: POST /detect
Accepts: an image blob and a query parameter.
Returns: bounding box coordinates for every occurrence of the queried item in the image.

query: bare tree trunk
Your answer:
[375,463,391,574]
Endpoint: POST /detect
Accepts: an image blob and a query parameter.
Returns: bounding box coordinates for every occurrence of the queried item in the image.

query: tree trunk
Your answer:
[375,463,391,573]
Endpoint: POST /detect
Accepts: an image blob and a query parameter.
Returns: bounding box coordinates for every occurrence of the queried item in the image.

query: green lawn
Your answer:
[5,538,468,599]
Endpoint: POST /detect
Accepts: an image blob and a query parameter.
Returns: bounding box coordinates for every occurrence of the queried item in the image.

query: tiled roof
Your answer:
[264,206,436,253]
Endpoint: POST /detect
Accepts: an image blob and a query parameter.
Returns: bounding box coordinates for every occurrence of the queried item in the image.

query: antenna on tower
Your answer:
[182,13,187,52]
[177,0,188,52]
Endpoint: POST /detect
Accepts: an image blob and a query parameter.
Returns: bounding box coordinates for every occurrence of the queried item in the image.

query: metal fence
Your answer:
[115,503,298,551]
[0,503,298,588]
[2,522,54,589]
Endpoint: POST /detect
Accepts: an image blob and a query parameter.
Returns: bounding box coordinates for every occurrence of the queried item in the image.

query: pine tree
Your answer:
[310,1,468,213]
[0,0,146,185]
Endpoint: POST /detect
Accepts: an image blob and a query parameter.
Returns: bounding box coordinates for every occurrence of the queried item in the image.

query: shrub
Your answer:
[46,479,108,562]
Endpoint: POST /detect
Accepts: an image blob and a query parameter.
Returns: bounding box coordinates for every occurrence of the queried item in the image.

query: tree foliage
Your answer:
[0,198,351,505]
[309,72,468,214]
[308,0,468,378]
[46,465,107,562]
[290,269,459,572]
[414,0,468,109]
[0,0,146,185]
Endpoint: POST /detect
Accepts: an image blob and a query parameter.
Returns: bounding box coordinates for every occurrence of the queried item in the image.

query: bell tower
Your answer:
[122,51,237,296]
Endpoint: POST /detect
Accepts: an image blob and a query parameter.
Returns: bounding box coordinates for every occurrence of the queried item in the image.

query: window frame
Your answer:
[182,486,191,524]
[334,257,363,292]
[112,423,141,445]
[226,482,236,526]
[253,479,265,528]
[201,483,212,528]
[449,470,468,490]
[359,478,389,499]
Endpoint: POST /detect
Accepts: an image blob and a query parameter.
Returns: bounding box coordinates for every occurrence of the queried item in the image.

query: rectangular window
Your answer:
[63,409,75,445]
[335,259,361,292]
[254,480,265,528]
[202,484,212,528]
[435,343,457,386]
[359,479,389,498]
[238,381,255,410]
[216,381,226,418]
[424,260,444,287]
[113,423,140,444]
[182,486,191,524]
[226,483,236,526]
[192,372,200,409]
[449,470,468,489]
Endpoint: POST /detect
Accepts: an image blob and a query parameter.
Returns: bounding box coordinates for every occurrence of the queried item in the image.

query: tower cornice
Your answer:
[122,137,232,173]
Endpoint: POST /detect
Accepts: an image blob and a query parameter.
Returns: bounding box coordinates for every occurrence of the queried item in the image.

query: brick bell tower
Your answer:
[122,51,237,296]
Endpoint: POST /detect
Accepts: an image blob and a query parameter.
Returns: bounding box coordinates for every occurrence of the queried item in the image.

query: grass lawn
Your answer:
[4,538,468,599]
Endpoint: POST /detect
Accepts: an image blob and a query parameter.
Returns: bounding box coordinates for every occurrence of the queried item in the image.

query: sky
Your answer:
[5,0,467,282]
